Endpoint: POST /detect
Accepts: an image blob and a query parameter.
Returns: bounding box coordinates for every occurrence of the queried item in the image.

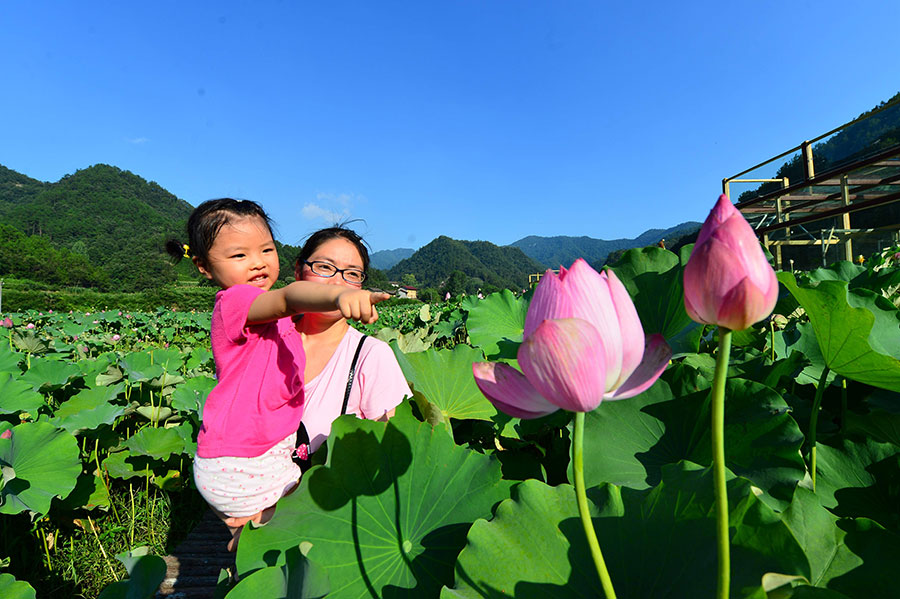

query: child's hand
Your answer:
[336,290,391,324]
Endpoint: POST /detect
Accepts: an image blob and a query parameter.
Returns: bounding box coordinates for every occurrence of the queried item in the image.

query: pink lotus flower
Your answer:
[1,318,12,328]
[26,323,35,329]
[445,292,451,300]
[472,259,671,418]
[683,195,778,331]
[1,429,11,440]
[112,334,121,342]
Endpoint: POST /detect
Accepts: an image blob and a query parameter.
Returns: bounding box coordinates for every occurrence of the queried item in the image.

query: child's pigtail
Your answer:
[165,239,190,264]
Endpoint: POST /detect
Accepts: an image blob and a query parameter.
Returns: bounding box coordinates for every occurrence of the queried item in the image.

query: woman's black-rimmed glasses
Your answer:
[303,260,367,284]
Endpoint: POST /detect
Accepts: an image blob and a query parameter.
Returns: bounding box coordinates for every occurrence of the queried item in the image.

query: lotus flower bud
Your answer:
[683,195,778,331]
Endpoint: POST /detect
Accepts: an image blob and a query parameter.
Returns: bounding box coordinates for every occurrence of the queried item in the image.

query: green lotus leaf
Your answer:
[170,375,215,417]
[814,438,900,534]
[148,372,185,390]
[443,463,809,598]
[774,322,838,386]
[19,357,80,392]
[779,487,862,588]
[227,546,329,599]
[125,426,187,460]
[844,387,900,448]
[0,573,36,599]
[12,332,46,354]
[0,345,22,373]
[102,451,154,481]
[236,402,513,597]
[807,261,867,285]
[170,422,197,457]
[135,406,173,422]
[148,347,185,372]
[74,352,115,383]
[827,518,900,598]
[463,289,527,360]
[52,385,126,434]
[578,378,805,508]
[119,352,164,382]
[95,364,124,387]
[97,547,167,599]
[393,344,497,421]
[59,472,111,511]
[807,260,900,295]
[778,273,900,392]
[0,372,45,415]
[610,245,700,355]
[185,347,213,370]
[0,422,81,516]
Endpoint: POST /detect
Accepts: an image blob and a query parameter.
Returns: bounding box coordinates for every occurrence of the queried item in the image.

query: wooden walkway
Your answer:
[156,509,234,598]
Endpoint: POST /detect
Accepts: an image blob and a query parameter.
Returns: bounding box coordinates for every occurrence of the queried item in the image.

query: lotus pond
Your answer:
[1,245,899,599]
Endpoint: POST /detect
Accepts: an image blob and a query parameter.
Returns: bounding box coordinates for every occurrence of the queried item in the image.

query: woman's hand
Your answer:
[335,290,391,324]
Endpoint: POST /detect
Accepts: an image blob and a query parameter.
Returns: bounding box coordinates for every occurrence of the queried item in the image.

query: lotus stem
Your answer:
[809,367,830,491]
[840,377,847,433]
[94,438,120,524]
[712,327,733,599]
[88,516,119,581]
[573,411,616,599]
[38,520,52,572]
[769,320,775,362]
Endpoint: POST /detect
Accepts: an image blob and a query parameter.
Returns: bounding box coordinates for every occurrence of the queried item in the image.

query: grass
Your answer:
[1,479,207,598]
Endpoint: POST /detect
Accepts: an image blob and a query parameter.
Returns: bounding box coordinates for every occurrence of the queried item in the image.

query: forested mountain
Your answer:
[738,92,900,203]
[511,221,701,268]
[370,248,415,270]
[0,164,193,290]
[0,163,302,291]
[386,236,546,290]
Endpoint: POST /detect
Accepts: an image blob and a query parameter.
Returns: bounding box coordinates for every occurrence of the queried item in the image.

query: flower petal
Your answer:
[518,318,607,413]
[472,362,559,419]
[605,333,671,400]
[715,276,775,331]
[604,269,646,390]
[524,268,572,339]
[563,260,624,387]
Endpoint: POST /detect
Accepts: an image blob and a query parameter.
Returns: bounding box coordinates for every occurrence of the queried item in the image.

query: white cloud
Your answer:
[126,137,149,145]
[302,202,350,223]
[301,192,365,224]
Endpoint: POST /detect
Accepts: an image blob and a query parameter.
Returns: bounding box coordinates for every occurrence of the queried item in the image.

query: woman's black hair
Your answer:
[165,198,274,263]
[295,225,370,274]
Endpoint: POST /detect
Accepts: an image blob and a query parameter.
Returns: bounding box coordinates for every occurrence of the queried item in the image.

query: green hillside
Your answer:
[1,164,193,290]
[0,163,306,292]
[387,236,546,290]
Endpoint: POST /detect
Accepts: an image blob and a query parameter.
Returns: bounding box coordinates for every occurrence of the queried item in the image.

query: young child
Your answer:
[167,198,388,550]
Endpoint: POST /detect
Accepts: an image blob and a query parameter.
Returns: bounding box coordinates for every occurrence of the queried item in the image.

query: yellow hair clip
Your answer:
[183,244,191,259]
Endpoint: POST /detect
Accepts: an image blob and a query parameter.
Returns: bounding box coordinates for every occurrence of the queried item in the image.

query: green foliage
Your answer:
[0,224,108,288]
[388,236,544,290]
[1,255,899,598]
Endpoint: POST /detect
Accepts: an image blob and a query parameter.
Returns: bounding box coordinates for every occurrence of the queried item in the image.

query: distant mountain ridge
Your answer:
[386,236,546,290]
[509,221,701,269]
[370,247,415,270]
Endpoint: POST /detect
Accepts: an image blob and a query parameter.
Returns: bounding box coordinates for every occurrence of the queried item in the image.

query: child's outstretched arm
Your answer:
[246,281,391,325]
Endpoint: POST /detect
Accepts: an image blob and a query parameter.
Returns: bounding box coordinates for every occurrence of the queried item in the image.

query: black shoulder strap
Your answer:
[341,334,368,416]
[294,333,369,470]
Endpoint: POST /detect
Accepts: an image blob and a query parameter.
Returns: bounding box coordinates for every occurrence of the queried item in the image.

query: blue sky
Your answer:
[2,1,899,253]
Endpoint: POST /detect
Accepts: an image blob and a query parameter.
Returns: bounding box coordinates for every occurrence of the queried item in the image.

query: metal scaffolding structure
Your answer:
[724,98,900,270]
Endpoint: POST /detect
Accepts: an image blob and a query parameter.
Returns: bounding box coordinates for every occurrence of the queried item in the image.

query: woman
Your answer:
[293,226,412,458]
